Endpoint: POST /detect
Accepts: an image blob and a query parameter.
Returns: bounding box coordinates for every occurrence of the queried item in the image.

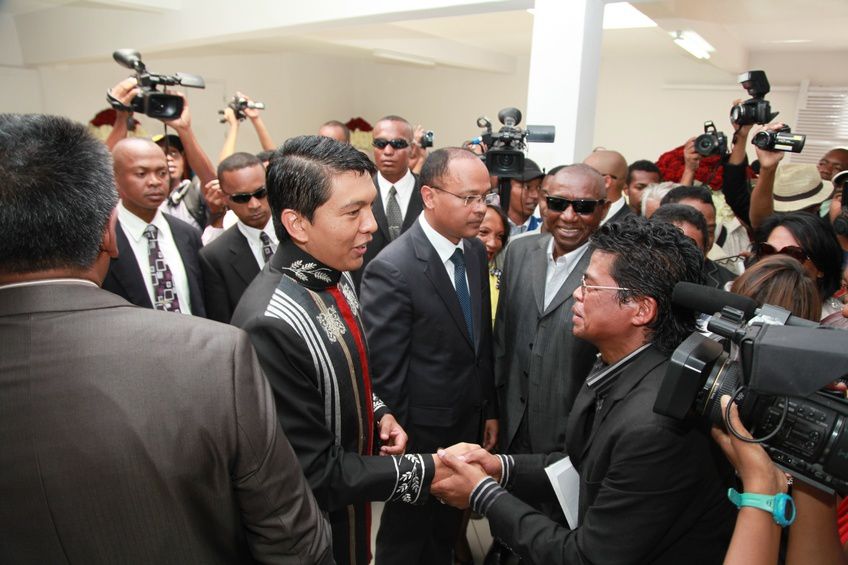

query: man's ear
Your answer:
[421,185,436,210]
[281,209,308,245]
[632,295,658,328]
[101,208,119,258]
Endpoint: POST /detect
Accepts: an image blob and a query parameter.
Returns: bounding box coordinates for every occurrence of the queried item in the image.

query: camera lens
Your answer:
[696,355,742,426]
[694,134,718,157]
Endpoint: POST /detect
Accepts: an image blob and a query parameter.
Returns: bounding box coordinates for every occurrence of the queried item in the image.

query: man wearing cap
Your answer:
[154,133,209,232]
[583,149,632,225]
[351,114,423,289]
[505,158,544,236]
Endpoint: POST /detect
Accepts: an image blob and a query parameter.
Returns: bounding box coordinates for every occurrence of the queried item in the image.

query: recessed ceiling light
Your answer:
[671,30,715,60]
[764,39,812,44]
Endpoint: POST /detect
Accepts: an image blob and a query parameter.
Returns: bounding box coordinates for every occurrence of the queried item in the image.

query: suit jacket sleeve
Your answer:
[360,256,414,429]
[721,160,752,227]
[199,249,232,323]
[230,330,334,564]
[486,425,721,564]
[242,312,431,512]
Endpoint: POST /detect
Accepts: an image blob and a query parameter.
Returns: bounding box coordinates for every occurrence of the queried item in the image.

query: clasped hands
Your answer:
[430,443,501,509]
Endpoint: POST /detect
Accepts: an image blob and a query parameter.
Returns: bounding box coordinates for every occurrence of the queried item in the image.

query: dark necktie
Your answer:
[259,231,274,263]
[143,224,182,313]
[450,248,473,340]
[386,185,403,241]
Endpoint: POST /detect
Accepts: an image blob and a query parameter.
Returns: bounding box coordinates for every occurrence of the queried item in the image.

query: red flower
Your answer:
[345,117,373,132]
[656,145,724,190]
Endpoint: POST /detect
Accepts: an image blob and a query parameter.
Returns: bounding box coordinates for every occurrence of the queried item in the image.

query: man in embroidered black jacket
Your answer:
[231,136,444,565]
[431,217,735,565]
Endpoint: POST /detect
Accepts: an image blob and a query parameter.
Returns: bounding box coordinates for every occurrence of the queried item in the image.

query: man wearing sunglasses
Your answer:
[352,115,423,289]
[492,165,607,530]
[199,153,276,323]
[103,138,206,317]
[361,147,497,565]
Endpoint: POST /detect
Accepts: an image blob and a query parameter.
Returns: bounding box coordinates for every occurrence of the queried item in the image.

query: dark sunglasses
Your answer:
[228,187,267,204]
[545,195,605,215]
[372,138,410,150]
[754,242,808,264]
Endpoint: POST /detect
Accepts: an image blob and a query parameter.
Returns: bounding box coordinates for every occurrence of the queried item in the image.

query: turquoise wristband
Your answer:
[727,488,796,527]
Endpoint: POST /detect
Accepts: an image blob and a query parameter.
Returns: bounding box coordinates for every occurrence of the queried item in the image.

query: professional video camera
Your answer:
[694,121,728,157]
[474,107,554,211]
[752,125,806,154]
[730,70,779,126]
[110,49,205,120]
[654,283,848,494]
[218,94,266,123]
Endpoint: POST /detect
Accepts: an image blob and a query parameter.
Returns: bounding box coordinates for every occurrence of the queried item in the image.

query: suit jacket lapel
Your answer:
[542,247,592,317]
[412,223,474,348]
[401,175,423,231]
[111,223,153,308]
[229,230,260,285]
[530,235,549,316]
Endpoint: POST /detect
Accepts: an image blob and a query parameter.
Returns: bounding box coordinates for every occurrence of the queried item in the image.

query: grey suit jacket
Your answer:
[494,233,598,454]
[0,282,332,564]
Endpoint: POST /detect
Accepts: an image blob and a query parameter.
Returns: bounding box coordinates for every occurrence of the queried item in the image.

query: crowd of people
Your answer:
[2,73,848,565]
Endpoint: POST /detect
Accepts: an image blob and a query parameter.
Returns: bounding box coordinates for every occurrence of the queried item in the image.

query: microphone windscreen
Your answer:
[672,282,757,319]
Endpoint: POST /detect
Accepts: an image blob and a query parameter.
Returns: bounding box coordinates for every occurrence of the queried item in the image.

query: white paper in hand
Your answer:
[544,456,580,529]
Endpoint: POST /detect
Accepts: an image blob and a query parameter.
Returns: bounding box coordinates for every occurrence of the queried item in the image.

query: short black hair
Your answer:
[266,135,376,241]
[255,150,275,162]
[217,152,262,180]
[755,211,843,298]
[589,215,704,355]
[651,203,709,253]
[626,159,661,185]
[661,184,715,211]
[419,147,478,189]
[0,114,117,274]
[320,120,351,143]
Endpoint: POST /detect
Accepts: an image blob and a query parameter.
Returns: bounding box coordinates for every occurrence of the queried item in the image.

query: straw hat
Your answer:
[772,162,833,212]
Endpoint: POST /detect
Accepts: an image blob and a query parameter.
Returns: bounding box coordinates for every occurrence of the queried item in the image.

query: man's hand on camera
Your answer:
[730,98,754,138]
[161,90,192,131]
[108,77,139,108]
[753,123,787,170]
[236,91,261,120]
[683,137,702,171]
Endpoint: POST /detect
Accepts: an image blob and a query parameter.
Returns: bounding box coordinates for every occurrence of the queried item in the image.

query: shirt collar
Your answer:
[586,343,651,398]
[237,218,277,244]
[546,238,589,268]
[271,239,341,291]
[419,213,463,264]
[377,169,415,194]
[117,201,169,242]
[0,278,98,291]
[602,197,626,224]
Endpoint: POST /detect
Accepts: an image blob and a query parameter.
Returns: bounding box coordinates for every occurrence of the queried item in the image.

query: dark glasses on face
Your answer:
[545,195,605,215]
[372,138,410,150]
[228,187,267,204]
[755,242,809,264]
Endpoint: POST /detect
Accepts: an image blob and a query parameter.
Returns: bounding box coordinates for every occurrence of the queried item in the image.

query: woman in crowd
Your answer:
[731,254,822,321]
[476,204,510,323]
[751,211,843,319]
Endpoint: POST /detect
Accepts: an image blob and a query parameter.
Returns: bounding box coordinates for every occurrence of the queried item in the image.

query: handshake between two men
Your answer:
[430,442,500,509]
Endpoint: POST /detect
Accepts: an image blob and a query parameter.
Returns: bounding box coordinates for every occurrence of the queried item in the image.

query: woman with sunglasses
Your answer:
[752,211,843,319]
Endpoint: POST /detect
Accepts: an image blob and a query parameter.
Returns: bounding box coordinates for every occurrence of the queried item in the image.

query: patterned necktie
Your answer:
[259,231,274,263]
[386,185,403,241]
[143,224,182,313]
[450,248,473,341]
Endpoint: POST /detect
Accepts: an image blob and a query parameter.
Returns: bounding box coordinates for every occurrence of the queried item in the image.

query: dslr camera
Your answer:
[654,283,848,494]
[419,130,435,149]
[694,121,728,157]
[752,125,806,154]
[474,108,554,178]
[730,70,779,126]
[219,95,266,123]
[111,49,205,120]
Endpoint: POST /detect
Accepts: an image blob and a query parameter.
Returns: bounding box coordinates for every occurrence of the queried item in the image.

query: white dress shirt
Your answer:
[117,201,193,315]
[544,238,589,309]
[601,197,626,225]
[419,214,469,291]
[377,169,416,221]
[237,219,279,268]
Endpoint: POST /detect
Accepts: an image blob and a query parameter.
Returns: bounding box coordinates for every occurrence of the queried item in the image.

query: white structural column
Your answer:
[524,0,605,169]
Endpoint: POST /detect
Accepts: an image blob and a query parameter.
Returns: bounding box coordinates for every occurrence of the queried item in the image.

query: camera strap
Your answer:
[106,91,132,113]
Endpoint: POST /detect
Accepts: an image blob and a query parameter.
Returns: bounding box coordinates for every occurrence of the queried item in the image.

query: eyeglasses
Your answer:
[372,138,410,150]
[545,195,606,215]
[431,185,500,207]
[580,274,633,294]
[754,242,809,264]
[227,186,268,204]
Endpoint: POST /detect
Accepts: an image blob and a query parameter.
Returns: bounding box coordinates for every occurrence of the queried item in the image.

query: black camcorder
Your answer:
[420,130,435,149]
[111,49,205,120]
[475,108,554,178]
[730,70,779,126]
[694,121,728,157]
[752,125,806,153]
[654,282,848,495]
[219,95,266,123]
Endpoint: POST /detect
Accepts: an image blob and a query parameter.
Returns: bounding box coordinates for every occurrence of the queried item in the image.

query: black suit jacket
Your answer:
[485,346,735,564]
[199,224,260,323]
[605,199,634,225]
[103,214,206,317]
[351,173,423,289]
[360,220,496,452]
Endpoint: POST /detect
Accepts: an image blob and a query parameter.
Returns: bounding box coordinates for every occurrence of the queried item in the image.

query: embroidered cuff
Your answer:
[388,454,427,504]
[373,393,390,423]
[470,477,507,516]
[496,454,515,489]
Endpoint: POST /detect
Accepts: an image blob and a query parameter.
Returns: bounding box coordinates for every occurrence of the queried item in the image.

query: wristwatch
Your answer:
[727,488,796,527]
